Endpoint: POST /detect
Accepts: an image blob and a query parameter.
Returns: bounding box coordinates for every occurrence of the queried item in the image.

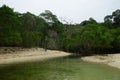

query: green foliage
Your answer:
[80,18,97,26]
[22,31,43,47]
[104,9,120,28]
[62,23,114,55]
[0,31,22,46]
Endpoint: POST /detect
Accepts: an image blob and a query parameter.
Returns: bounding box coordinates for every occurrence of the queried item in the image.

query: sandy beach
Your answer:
[0,48,71,64]
[81,54,120,69]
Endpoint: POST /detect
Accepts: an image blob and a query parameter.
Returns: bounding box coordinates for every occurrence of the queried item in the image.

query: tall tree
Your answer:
[40,10,64,49]
[0,5,22,46]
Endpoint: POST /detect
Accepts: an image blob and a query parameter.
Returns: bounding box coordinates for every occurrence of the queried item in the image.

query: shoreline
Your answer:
[81,54,120,69]
[0,47,120,69]
[0,48,71,64]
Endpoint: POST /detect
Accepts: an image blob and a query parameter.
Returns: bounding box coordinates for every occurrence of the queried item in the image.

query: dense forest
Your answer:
[0,5,120,55]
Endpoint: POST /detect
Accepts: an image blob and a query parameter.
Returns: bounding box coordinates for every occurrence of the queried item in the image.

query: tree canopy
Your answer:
[0,5,120,55]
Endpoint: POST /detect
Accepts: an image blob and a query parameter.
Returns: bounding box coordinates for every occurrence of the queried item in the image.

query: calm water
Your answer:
[0,55,120,80]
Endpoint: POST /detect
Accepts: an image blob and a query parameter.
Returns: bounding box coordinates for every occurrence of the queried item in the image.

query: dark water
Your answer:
[0,55,120,80]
